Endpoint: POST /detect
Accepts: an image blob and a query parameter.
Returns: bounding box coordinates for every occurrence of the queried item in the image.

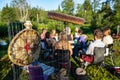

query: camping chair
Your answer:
[54,49,71,70]
[81,47,106,76]
[81,47,106,64]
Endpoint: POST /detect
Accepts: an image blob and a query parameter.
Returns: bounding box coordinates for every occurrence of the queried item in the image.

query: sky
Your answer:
[0,0,83,10]
[0,0,106,10]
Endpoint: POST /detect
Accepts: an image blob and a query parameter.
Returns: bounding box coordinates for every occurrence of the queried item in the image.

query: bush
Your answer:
[0,22,8,38]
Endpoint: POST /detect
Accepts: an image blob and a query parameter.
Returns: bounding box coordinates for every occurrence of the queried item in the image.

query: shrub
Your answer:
[0,22,8,38]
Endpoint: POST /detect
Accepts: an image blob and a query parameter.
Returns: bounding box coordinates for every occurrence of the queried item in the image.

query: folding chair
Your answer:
[81,47,106,76]
[93,47,106,64]
[81,47,106,64]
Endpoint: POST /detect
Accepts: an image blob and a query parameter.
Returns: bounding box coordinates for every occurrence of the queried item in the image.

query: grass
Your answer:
[113,40,120,66]
[0,40,120,80]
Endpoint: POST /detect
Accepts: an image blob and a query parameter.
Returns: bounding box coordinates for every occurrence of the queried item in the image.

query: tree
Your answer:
[29,7,39,22]
[83,0,92,11]
[91,0,101,28]
[56,5,61,13]
[1,4,17,23]
[82,0,92,23]
[99,1,116,29]
[0,10,1,22]
[76,4,84,17]
[10,0,30,21]
[61,0,74,15]
[112,0,120,25]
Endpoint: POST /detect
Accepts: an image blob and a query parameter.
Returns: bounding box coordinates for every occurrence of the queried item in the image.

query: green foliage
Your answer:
[83,0,92,11]
[100,2,116,28]
[76,4,84,17]
[0,22,8,38]
[86,65,119,80]
[76,0,92,23]
[113,0,120,25]
[1,4,17,23]
[0,55,12,80]
[10,0,30,21]
[29,8,48,24]
[29,7,40,22]
[56,5,62,13]
[61,0,74,15]
[0,0,119,34]
[113,40,120,66]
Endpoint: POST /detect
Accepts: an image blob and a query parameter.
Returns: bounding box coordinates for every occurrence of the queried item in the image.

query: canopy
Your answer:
[48,12,86,25]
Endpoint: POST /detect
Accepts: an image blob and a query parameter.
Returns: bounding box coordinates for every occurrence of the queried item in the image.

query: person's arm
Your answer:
[68,42,73,56]
[54,42,59,50]
[103,37,108,45]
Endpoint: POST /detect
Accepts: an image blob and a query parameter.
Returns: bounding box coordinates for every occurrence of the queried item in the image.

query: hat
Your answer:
[75,68,86,75]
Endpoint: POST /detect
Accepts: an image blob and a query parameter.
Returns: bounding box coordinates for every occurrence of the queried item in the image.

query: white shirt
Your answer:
[74,33,80,38]
[103,35,113,46]
[86,39,105,55]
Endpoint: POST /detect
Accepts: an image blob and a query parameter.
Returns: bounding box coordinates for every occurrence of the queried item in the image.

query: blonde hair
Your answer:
[59,32,67,40]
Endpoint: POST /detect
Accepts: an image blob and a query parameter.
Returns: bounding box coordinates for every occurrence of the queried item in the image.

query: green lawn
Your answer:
[0,36,120,80]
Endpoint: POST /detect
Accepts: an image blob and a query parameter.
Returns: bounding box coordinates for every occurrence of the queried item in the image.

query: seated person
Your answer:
[42,32,56,60]
[64,26,73,41]
[103,27,113,47]
[40,28,47,50]
[46,32,56,49]
[77,35,88,50]
[103,27,113,56]
[81,29,105,66]
[74,27,81,40]
[54,31,73,56]
[50,29,58,41]
[73,29,88,57]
